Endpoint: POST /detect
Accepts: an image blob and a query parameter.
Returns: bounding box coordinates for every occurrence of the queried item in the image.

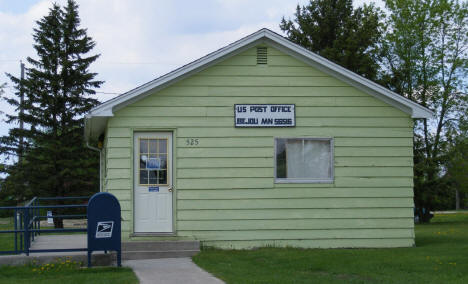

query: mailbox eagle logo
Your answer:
[96,221,114,238]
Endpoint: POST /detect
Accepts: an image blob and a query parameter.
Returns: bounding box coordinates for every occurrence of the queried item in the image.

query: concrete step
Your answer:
[122,240,200,252]
[121,240,200,260]
[122,250,199,260]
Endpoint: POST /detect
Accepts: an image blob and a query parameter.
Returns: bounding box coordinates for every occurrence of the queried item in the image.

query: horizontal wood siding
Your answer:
[104,45,415,248]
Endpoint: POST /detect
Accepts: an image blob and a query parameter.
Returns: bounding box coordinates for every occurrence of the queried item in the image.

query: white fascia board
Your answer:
[87,28,433,120]
[88,108,113,117]
[88,30,270,117]
[112,40,264,113]
[262,31,434,119]
[85,116,109,141]
[84,30,268,141]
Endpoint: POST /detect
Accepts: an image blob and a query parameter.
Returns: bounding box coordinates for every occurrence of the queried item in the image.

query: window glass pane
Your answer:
[158,170,167,184]
[139,170,148,184]
[276,138,332,180]
[159,154,167,169]
[303,140,331,179]
[276,139,287,178]
[140,154,148,169]
[286,139,304,178]
[158,139,167,153]
[149,170,157,184]
[140,139,148,154]
[145,154,159,169]
[149,139,157,153]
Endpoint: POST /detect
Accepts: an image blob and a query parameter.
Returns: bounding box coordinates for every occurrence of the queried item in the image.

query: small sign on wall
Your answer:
[235,104,295,127]
[47,211,53,224]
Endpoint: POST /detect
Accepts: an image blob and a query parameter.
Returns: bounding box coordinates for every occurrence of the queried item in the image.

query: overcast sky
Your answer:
[0,0,385,139]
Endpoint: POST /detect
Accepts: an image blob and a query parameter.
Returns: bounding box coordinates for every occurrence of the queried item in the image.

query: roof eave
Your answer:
[85,28,434,133]
[87,29,272,117]
[262,32,434,119]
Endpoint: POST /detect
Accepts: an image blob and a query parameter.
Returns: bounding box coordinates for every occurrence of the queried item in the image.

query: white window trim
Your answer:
[274,137,334,184]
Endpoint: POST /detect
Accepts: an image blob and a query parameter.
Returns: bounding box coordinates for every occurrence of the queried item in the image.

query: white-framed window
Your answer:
[275,137,334,183]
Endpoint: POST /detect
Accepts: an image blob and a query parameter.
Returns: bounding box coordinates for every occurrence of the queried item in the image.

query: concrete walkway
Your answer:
[0,234,112,266]
[31,234,87,253]
[123,258,224,284]
[0,234,223,283]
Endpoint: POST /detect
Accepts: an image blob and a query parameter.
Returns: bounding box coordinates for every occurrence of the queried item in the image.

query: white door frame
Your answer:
[133,131,174,233]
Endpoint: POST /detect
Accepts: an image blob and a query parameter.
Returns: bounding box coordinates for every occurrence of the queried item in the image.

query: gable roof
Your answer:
[85,28,433,140]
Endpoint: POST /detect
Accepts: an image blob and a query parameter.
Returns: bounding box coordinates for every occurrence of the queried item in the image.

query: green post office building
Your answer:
[84,29,433,249]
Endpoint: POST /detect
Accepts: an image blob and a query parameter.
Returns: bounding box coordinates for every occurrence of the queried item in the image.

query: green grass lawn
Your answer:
[0,217,137,284]
[0,264,138,284]
[0,217,15,252]
[193,213,468,284]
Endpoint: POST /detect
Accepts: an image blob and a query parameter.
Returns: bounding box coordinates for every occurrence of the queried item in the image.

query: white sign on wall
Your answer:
[235,104,295,127]
[47,211,53,224]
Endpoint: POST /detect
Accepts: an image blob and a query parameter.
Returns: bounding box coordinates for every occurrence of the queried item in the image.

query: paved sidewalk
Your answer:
[0,234,112,266]
[31,234,86,253]
[123,258,224,284]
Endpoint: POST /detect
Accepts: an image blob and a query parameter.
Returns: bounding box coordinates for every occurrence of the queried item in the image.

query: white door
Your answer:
[134,132,173,233]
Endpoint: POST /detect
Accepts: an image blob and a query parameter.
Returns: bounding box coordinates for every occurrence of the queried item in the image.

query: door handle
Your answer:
[168,186,174,192]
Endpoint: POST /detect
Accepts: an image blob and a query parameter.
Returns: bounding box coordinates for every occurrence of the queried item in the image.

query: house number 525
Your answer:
[185,138,199,146]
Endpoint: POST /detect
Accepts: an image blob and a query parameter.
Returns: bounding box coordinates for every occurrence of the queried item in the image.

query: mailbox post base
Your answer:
[87,251,92,268]
[87,250,121,267]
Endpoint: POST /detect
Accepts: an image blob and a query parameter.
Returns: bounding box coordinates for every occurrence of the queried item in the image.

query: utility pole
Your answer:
[18,61,25,165]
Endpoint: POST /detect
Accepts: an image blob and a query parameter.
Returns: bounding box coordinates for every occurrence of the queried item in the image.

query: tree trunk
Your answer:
[417,207,434,223]
[455,190,460,211]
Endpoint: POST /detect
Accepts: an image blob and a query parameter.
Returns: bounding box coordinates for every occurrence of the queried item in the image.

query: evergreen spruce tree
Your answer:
[0,0,103,227]
[280,0,384,81]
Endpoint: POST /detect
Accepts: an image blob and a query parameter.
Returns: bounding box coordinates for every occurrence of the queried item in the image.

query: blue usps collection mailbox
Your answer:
[87,192,121,267]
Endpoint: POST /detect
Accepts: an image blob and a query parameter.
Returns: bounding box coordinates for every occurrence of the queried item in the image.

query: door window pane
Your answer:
[140,170,148,184]
[159,154,167,169]
[158,170,167,184]
[149,170,157,184]
[139,137,169,185]
[158,139,167,153]
[140,154,147,169]
[149,139,157,153]
[140,139,148,154]
[276,138,333,182]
